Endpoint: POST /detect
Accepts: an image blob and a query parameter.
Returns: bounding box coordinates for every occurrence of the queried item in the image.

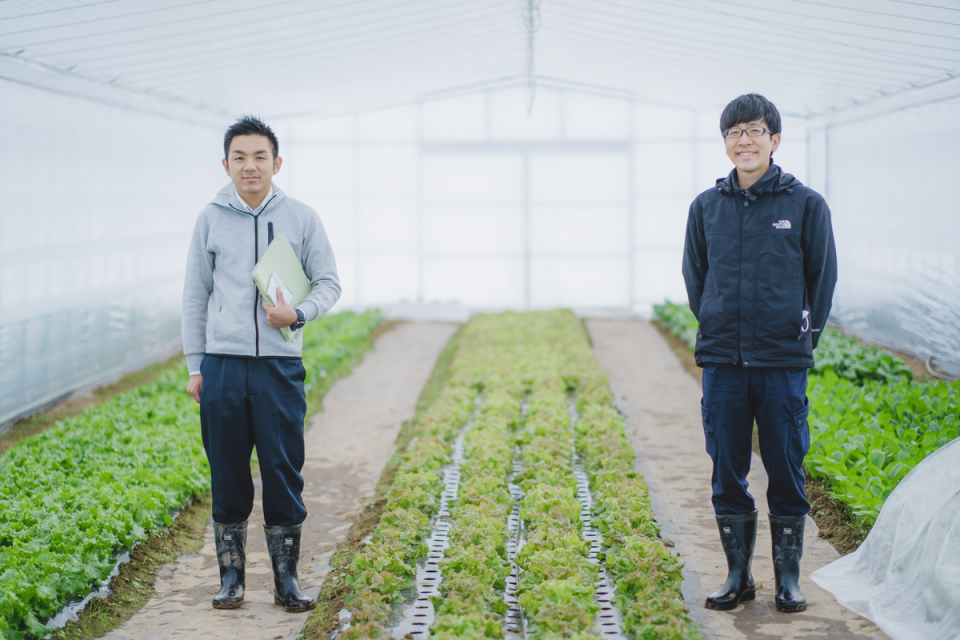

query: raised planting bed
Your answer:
[654,301,960,526]
[329,310,702,640]
[0,310,382,640]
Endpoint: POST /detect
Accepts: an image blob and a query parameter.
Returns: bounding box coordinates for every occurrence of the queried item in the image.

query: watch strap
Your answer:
[292,307,306,331]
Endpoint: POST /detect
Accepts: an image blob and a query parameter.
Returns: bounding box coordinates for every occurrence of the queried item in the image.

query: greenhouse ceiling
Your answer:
[2,0,960,125]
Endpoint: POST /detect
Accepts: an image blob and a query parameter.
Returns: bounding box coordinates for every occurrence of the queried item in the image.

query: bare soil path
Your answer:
[102,322,459,640]
[585,319,888,640]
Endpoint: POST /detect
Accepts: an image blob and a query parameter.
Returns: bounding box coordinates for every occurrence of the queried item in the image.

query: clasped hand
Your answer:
[262,287,298,329]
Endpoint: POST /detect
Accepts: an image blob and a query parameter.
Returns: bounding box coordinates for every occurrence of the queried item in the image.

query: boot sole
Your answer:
[275,596,317,613]
[776,602,807,613]
[705,587,756,611]
[212,600,243,610]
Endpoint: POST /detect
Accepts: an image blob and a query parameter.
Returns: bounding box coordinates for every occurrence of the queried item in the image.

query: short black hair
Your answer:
[223,115,278,159]
[720,94,781,134]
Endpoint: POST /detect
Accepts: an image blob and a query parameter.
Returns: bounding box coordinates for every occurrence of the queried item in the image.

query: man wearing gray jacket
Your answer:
[182,116,341,612]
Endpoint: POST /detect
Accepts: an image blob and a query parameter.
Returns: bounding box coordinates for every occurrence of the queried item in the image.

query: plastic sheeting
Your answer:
[3,1,957,121]
[2,0,957,423]
[0,76,811,425]
[278,87,807,314]
[0,80,221,427]
[808,94,960,376]
[810,437,960,640]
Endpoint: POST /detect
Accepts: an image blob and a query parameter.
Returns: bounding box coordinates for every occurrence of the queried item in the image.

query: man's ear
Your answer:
[222,157,230,175]
[273,156,283,174]
[771,133,781,154]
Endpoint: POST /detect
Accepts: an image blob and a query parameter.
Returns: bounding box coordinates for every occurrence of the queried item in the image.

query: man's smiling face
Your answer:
[724,118,780,184]
[223,134,281,198]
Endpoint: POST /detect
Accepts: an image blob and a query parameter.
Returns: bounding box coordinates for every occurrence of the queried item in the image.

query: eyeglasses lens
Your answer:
[724,128,768,138]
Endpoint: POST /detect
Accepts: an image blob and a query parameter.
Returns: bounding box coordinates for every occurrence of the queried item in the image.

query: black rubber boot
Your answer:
[770,514,807,612]
[264,524,316,613]
[212,520,247,609]
[705,510,757,610]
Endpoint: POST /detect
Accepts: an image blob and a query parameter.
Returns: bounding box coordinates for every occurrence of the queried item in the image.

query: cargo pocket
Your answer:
[788,398,811,461]
[701,399,717,461]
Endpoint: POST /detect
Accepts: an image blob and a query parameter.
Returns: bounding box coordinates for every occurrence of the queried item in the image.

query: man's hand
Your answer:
[187,374,202,404]
[263,287,298,328]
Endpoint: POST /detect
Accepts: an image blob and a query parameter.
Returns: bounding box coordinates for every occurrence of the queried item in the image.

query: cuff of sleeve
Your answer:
[298,300,320,322]
[186,353,204,373]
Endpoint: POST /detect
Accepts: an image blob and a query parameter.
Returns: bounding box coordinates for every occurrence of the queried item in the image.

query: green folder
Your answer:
[252,231,311,341]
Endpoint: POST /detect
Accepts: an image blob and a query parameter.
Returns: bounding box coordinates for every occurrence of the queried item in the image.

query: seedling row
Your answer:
[334,311,701,640]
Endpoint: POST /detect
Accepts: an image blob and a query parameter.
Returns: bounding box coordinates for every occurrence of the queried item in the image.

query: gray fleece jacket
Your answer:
[182,183,341,373]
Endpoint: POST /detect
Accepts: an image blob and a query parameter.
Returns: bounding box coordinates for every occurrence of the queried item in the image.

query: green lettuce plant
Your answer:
[0,310,382,639]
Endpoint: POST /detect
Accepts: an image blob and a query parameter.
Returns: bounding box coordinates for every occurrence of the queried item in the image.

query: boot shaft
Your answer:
[264,523,302,573]
[769,514,805,570]
[213,520,248,579]
[715,510,758,573]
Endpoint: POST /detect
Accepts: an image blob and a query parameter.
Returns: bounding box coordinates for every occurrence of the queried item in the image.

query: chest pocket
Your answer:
[756,209,804,339]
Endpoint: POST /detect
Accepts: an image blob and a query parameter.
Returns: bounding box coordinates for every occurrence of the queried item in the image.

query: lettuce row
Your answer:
[341,387,475,640]
[561,317,701,640]
[430,387,521,639]
[574,402,702,640]
[0,369,209,639]
[515,384,601,640]
[0,310,381,640]
[342,310,702,639]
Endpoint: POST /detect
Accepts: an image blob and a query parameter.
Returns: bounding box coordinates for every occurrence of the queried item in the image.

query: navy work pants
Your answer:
[701,363,810,517]
[200,355,308,527]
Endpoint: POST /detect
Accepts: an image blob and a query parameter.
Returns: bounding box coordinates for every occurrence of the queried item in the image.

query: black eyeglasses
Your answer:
[723,127,774,138]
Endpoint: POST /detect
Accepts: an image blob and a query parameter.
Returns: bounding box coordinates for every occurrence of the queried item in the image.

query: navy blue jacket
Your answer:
[682,164,837,368]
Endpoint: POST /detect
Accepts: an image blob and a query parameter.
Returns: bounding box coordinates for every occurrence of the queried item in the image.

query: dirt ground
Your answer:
[99,322,458,640]
[586,319,889,640]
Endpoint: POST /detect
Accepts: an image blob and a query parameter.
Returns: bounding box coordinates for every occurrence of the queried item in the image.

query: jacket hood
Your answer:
[716,164,802,199]
[211,182,287,213]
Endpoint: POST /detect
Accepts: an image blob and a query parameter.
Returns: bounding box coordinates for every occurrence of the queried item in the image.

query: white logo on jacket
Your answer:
[773,220,792,230]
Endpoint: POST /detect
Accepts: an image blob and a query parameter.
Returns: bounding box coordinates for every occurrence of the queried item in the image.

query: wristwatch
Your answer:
[290,307,306,332]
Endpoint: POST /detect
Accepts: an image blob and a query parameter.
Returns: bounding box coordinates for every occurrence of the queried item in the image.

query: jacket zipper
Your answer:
[229,194,277,359]
[254,216,260,357]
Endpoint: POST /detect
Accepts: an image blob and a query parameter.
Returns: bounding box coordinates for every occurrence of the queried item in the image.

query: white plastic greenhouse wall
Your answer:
[1,0,959,427]
[276,90,808,313]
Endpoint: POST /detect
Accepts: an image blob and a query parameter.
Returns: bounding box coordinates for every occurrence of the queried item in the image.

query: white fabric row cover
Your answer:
[811,437,960,640]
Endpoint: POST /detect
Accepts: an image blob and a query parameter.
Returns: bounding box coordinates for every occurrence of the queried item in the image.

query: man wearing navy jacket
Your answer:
[682,94,837,613]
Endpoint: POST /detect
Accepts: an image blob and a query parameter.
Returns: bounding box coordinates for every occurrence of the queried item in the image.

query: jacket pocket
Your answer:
[209,300,224,341]
[755,234,804,340]
[698,288,715,338]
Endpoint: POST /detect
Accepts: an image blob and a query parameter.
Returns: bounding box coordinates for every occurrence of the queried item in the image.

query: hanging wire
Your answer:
[519,0,542,114]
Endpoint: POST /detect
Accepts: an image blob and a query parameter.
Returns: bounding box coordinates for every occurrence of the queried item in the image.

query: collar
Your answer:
[718,163,784,199]
[233,184,275,216]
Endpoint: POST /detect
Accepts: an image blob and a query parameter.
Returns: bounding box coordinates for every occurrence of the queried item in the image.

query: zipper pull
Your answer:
[268,221,274,245]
